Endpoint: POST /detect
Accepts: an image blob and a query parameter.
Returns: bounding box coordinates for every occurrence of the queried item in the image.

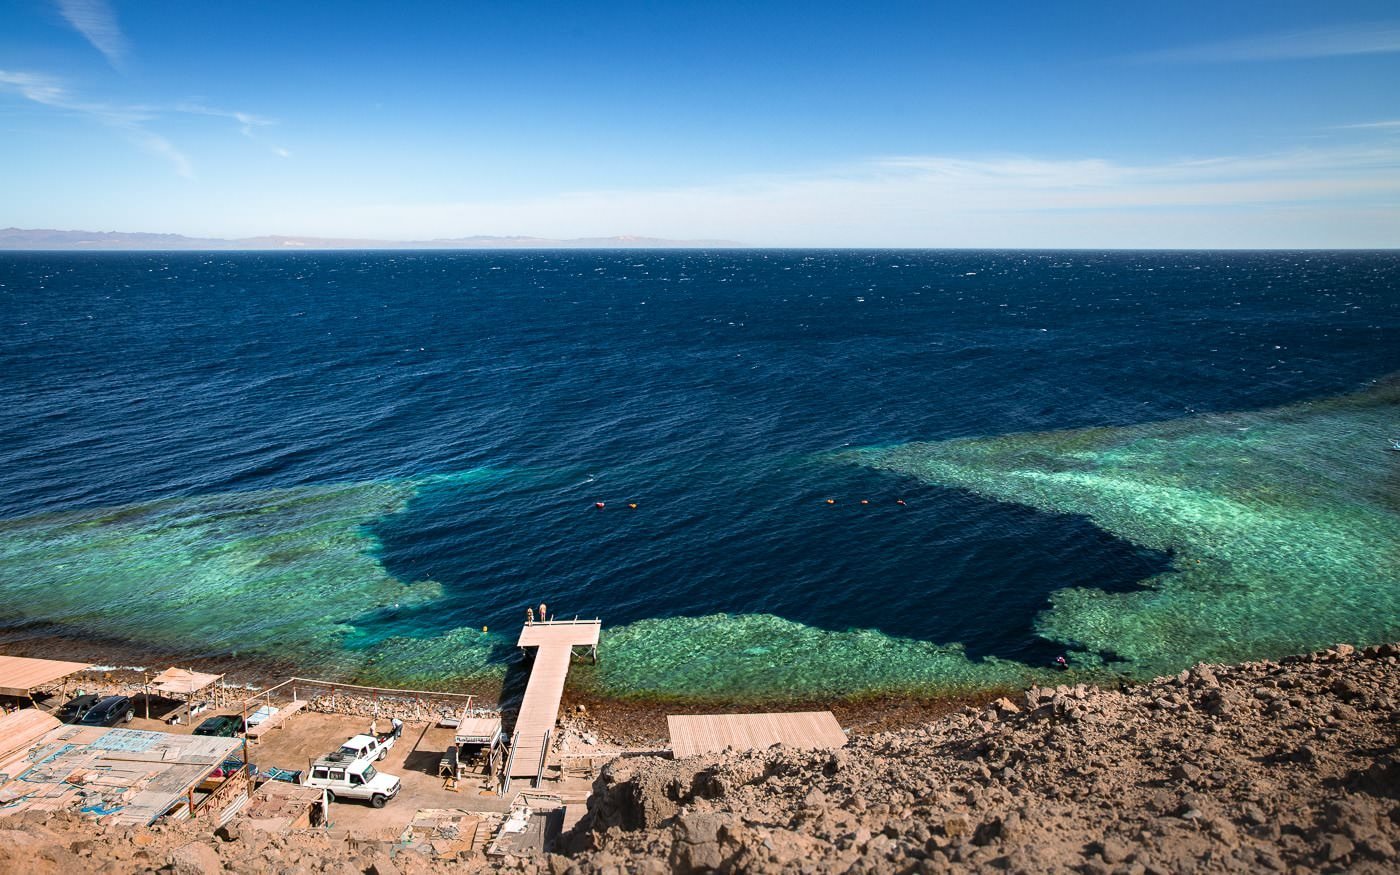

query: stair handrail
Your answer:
[534,729,551,788]
[502,729,522,796]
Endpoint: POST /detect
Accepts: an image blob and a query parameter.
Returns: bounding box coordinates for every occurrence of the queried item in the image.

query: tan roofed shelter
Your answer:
[667,711,848,758]
[0,655,92,698]
[148,667,225,724]
[151,667,223,695]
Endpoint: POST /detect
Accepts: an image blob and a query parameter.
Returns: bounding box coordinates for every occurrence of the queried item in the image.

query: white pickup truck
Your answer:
[303,757,401,808]
[337,719,402,765]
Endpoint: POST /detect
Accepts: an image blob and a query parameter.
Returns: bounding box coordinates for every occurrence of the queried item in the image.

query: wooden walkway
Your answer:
[244,699,306,742]
[667,711,847,758]
[507,619,601,788]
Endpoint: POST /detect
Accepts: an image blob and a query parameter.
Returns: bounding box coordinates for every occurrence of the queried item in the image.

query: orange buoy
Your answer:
[825,498,835,505]
[595,501,605,510]
[628,503,638,509]
[860,499,869,505]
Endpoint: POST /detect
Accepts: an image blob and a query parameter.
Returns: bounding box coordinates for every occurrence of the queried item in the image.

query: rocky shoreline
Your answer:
[569,641,1400,874]
[1,631,1019,747]
[3,642,1398,873]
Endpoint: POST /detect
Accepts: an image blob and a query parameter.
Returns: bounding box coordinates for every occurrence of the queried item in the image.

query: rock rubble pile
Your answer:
[567,643,1400,874]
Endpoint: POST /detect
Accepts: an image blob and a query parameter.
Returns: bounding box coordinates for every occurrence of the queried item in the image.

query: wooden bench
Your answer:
[438,744,460,779]
[245,700,306,741]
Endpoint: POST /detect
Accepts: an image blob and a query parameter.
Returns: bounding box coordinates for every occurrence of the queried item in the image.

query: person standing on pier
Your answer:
[526,606,534,625]
[539,602,548,623]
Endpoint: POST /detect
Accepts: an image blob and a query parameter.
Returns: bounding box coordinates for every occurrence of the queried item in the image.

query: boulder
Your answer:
[168,841,222,875]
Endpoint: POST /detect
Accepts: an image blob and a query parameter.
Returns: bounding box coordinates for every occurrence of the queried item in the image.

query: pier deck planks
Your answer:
[509,620,601,781]
[667,711,847,758]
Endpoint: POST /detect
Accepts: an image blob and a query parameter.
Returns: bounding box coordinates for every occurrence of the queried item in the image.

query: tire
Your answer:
[324,791,336,804]
[377,749,386,762]
[123,709,133,723]
[370,794,387,809]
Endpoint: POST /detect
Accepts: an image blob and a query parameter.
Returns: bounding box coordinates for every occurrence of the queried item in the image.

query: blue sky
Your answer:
[1,1,1398,246]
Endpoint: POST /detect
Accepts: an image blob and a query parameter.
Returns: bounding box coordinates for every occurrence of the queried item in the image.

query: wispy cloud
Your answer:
[0,69,280,176]
[0,70,69,106]
[54,0,128,69]
[176,103,289,157]
[175,103,272,136]
[0,70,188,175]
[338,145,1400,247]
[1134,22,1400,63]
[1338,120,1400,130]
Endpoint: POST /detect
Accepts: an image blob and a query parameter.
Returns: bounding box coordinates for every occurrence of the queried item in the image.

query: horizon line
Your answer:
[3,245,1398,253]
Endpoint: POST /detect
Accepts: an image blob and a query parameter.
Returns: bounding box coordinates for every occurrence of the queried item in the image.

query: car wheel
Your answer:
[324,791,336,804]
[370,794,387,809]
[377,749,386,761]
[123,710,133,723]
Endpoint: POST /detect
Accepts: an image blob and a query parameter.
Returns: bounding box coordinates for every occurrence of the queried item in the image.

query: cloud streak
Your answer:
[338,145,1400,247]
[55,0,128,69]
[0,69,188,176]
[0,69,279,176]
[1339,120,1400,130]
[175,103,289,157]
[1134,22,1400,63]
[175,103,273,136]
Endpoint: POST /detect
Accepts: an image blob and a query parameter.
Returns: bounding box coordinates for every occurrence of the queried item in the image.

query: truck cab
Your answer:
[336,719,402,765]
[340,733,395,764]
[303,757,401,808]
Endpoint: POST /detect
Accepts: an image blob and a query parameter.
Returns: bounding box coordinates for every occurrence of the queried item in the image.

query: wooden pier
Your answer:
[667,711,847,758]
[505,618,601,791]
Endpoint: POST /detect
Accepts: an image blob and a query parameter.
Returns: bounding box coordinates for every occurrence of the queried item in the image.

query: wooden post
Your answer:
[144,672,150,720]
[241,693,250,766]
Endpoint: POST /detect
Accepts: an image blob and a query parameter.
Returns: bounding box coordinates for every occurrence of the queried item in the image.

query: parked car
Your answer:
[192,715,245,737]
[56,693,101,724]
[209,758,257,779]
[303,756,400,808]
[79,695,133,727]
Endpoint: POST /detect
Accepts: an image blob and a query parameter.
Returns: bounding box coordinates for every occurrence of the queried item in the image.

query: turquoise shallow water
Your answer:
[1,250,1397,699]
[854,376,1400,680]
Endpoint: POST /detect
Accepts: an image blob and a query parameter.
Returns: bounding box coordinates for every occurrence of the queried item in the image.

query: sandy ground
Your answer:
[122,705,513,836]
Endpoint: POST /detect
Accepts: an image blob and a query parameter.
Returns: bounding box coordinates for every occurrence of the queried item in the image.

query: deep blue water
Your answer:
[2,250,1397,673]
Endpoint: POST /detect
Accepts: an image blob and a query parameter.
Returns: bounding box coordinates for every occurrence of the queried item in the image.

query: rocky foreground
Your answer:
[3,643,1398,874]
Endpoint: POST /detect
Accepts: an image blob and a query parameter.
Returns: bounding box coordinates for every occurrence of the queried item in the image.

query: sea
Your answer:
[1,249,1397,701]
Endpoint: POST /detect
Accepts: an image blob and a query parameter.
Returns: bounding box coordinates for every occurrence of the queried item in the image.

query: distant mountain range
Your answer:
[0,228,746,250]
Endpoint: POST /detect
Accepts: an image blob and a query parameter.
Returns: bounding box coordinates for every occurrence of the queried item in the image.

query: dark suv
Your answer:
[79,695,134,727]
[193,715,245,737]
[56,693,101,723]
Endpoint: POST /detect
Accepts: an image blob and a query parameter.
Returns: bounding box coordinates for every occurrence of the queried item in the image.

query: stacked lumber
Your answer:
[0,709,62,769]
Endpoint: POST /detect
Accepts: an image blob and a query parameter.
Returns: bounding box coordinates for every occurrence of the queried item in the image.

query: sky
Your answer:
[0,1,1398,247]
